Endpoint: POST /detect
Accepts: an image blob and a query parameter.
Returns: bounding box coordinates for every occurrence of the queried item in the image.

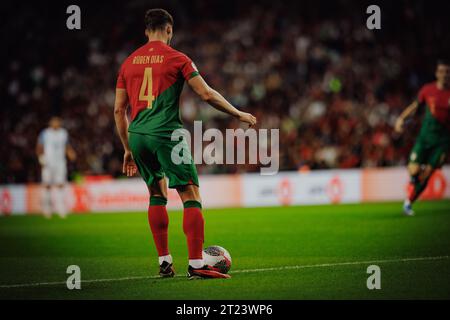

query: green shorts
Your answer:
[128,132,199,189]
[409,137,449,169]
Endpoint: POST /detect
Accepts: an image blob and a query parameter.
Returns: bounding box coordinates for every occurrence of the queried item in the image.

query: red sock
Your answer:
[148,205,169,256]
[183,206,204,260]
[407,182,416,202]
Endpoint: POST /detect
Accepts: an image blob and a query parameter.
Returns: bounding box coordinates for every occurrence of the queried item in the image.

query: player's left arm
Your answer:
[36,132,45,166]
[179,54,256,127]
[395,85,428,134]
[36,142,43,157]
[395,100,419,134]
[62,130,77,162]
[114,88,137,177]
[66,145,77,162]
[187,75,257,127]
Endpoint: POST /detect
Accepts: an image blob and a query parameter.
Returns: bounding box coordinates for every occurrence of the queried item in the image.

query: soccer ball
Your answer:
[203,245,232,274]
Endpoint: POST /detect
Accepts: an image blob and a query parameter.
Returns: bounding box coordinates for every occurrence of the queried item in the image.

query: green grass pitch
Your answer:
[0,200,449,300]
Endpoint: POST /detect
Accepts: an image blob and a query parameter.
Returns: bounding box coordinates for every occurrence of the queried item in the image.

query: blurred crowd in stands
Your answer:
[1,0,449,182]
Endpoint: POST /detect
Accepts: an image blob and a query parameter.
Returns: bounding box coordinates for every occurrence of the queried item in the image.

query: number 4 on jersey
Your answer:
[139,67,155,109]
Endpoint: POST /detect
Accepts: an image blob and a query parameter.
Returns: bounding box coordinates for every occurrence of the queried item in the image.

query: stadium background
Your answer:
[1,0,450,184]
[1,0,450,300]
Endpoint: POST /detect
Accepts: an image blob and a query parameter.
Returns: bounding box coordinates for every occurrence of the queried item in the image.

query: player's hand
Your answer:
[123,150,137,177]
[67,149,77,162]
[394,117,404,134]
[238,111,257,128]
[38,155,46,166]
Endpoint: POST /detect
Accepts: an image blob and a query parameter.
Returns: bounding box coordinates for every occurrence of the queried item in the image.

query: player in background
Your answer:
[36,117,77,218]
[114,9,256,279]
[395,59,450,216]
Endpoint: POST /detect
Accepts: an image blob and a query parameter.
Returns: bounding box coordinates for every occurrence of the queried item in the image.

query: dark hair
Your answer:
[145,9,173,31]
[437,58,450,67]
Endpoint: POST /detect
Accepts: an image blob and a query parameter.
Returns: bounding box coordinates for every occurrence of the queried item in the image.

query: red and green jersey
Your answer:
[416,82,450,144]
[116,40,199,137]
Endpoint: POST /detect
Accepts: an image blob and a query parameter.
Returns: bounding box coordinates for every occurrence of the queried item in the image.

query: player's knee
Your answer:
[177,185,201,203]
[150,189,167,199]
[422,166,434,180]
[149,181,168,198]
[407,163,420,176]
[149,195,168,207]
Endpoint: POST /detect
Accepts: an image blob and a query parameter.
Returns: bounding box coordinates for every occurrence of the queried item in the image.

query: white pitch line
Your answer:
[0,275,160,289]
[0,255,448,289]
[229,255,450,274]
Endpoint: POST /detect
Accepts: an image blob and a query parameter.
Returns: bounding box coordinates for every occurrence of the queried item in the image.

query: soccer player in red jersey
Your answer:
[395,59,450,215]
[114,9,256,279]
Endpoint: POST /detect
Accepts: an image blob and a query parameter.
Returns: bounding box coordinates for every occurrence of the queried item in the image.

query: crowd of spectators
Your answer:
[1,0,449,183]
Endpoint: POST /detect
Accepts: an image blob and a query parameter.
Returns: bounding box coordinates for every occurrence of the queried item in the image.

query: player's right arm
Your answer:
[187,76,257,127]
[395,84,429,134]
[395,100,419,133]
[36,132,45,166]
[66,144,77,162]
[114,88,137,177]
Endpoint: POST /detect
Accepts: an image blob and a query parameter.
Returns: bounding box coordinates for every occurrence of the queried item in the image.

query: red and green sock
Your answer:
[183,200,204,268]
[407,173,430,203]
[148,196,171,264]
